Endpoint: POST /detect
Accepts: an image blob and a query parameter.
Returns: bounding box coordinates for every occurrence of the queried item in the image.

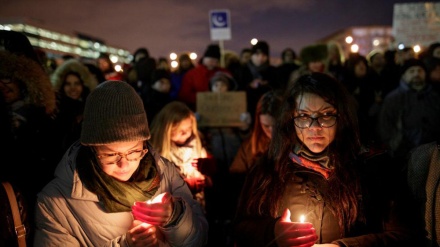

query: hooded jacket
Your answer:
[0,50,56,115]
[34,141,208,247]
[51,59,97,93]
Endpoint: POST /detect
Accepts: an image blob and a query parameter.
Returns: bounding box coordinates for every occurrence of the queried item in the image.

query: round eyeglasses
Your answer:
[96,149,148,165]
[293,114,338,129]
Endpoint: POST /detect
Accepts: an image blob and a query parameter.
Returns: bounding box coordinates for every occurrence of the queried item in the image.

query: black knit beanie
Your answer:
[80,80,150,145]
[204,44,221,59]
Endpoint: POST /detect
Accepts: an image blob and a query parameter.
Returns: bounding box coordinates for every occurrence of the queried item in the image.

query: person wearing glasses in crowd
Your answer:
[232,72,424,247]
[33,81,207,247]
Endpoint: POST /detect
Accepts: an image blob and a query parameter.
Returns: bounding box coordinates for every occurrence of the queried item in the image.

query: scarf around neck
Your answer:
[76,146,160,212]
[290,145,333,179]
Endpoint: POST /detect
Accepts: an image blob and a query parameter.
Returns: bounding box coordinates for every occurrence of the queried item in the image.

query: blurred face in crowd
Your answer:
[371,53,386,70]
[308,61,325,73]
[171,117,193,145]
[0,78,22,104]
[259,114,275,139]
[251,52,268,67]
[98,57,112,72]
[94,141,146,182]
[430,64,440,83]
[283,51,295,63]
[354,61,367,78]
[240,51,252,65]
[152,78,171,93]
[203,57,219,70]
[180,57,193,70]
[63,73,84,100]
[211,80,228,93]
[433,47,440,59]
[402,66,426,91]
[294,92,337,153]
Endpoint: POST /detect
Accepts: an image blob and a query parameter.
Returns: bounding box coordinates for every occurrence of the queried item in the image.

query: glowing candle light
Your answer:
[299,215,305,223]
[147,192,166,204]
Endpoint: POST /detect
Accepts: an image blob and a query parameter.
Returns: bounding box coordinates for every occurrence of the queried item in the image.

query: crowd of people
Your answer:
[1,28,440,247]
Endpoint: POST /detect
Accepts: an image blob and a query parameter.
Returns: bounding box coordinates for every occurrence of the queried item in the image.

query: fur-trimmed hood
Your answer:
[0,50,56,115]
[51,59,97,93]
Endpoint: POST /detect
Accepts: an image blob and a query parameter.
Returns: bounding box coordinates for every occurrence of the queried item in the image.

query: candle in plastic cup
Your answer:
[147,192,166,204]
[299,215,305,223]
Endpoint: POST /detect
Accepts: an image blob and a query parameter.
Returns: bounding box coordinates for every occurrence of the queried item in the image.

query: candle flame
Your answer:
[147,192,166,204]
[299,215,305,223]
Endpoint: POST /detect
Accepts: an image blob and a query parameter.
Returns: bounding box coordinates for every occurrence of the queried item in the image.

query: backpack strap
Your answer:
[1,182,26,247]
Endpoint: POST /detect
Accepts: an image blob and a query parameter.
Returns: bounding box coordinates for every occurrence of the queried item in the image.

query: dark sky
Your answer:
[0,0,429,59]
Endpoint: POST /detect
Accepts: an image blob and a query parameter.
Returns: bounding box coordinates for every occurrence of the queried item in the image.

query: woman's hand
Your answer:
[126,220,161,247]
[132,192,174,226]
[184,176,206,193]
[274,209,318,247]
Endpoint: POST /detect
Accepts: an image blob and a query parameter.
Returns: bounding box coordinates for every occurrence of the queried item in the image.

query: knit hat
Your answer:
[400,58,427,75]
[252,41,270,56]
[203,44,221,59]
[210,71,237,91]
[151,68,171,83]
[80,80,150,145]
[299,44,328,65]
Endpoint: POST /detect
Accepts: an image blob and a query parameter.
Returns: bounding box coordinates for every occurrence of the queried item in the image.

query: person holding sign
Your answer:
[232,73,423,247]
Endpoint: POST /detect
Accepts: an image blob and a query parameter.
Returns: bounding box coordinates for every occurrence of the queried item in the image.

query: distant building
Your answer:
[318,25,394,57]
[0,17,131,65]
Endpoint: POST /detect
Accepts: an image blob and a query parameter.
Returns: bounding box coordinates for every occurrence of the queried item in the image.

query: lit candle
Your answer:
[299,214,305,223]
[147,192,166,204]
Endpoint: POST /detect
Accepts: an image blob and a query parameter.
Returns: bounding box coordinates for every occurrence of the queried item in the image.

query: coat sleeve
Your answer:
[34,196,82,247]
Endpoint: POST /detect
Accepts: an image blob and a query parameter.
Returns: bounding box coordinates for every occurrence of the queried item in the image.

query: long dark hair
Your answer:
[244,72,362,234]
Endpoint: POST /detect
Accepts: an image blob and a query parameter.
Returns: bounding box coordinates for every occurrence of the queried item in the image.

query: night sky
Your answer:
[0,0,429,60]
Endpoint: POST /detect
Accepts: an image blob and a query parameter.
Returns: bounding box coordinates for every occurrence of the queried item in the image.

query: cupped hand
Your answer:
[126,220,159,247]
[132,192,174,226]
[274,208,318,247]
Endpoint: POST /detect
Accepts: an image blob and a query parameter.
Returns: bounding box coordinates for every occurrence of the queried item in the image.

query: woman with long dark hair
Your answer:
[232,72,423,247]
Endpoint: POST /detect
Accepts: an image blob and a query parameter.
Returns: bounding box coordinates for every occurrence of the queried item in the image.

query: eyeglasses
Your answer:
[95,149,148,165]
[293,114,338,129]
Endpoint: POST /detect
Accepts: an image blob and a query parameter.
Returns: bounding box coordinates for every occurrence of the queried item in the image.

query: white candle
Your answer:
[299,215,305,223]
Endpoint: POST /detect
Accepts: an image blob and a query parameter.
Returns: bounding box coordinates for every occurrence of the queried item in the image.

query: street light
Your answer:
[350,44,359,53]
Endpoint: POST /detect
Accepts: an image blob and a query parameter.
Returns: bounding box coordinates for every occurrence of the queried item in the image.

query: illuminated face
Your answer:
[259,114,275,139]
[294,92,337,153]
[251,52,268,67]
[171,117,193,145]
[0,78,22,104]
[402,66,426,91]
[64,74,83,100]
[94,141,144,182]
[211,80,228,93]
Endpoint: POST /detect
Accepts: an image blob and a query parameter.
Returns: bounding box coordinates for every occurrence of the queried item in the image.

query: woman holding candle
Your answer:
[34,81,207,246]
[232,72,423,247]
